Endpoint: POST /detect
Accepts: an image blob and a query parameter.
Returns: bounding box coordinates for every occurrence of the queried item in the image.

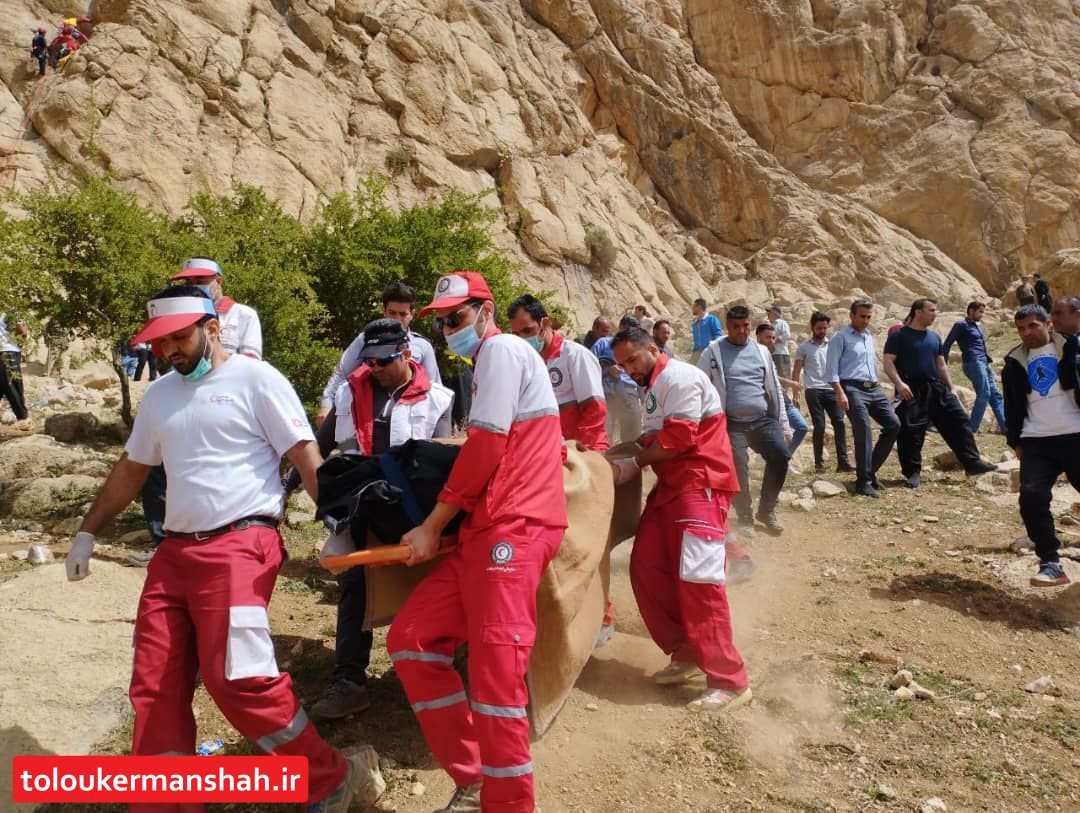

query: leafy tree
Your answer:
[168,184,336,407]
[7,177,174,425]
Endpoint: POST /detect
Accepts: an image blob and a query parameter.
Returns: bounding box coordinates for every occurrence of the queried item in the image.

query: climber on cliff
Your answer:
[31,27,47,77]
[50,24,87,67]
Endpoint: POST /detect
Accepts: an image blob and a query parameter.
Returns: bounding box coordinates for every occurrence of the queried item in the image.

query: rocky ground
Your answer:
[3,337,1080,813]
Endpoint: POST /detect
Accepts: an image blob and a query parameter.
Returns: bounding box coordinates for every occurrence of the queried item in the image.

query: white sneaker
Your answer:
[652,660,703,685]
[687,687,753,713]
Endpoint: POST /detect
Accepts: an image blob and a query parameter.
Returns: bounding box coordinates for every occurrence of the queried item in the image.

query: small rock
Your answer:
[933,450,960,470]
[902,526,915,534]
[909,681,936,700]
[859,650,903,668]
[926,537,940,547]
[289,640,304,657]
[118,529,152,545]
[894,686,915,701]
[409,782,425,797]
[909,598,922,606]
[998,450,1015,463]
[797,486,813,500]
[811,479,843,498]
[12,550,29,561]
[52,515,84,535]
[822,567,838,580]
[875,784,897,801]
[1001,758,1022,775]
[986,709,1002,719]
[792,497,816,512]
[1011,535,1034,553]
[888,669,913,689]
[921,515,940,523]
[1009,663,1023,675]
[1023,676,1056,695]
[27,544,55,565]
[777,490,799,505]
[1010,469,1021,492]
[973,691,988,701]
[1061,515,1078,526]
[585,702,599,711]
[921,797,948,813]
[944,549,961,557]
[287,511,316,526]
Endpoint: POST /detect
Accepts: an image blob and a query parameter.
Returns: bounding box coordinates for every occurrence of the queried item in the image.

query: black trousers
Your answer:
[140,464,167,543]
[895,380,980,476]
[805,388,850,468]
[134,346,158,381]
[335,532,373,685]
[0,351,27,420]
[1019,433,1080,564]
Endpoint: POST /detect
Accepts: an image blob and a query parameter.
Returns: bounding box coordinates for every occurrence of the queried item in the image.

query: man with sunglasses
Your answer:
[318,282,441,428]
[387,271,567,813]
[312,319,453,720]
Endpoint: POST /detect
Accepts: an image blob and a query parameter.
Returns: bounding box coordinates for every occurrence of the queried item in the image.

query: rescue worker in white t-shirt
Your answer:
[171,257,263,358]
[310,318,453,721]
[506,293,608,452]
[317,281,442,428]
[64,286,382,813]
[387,271,567,813]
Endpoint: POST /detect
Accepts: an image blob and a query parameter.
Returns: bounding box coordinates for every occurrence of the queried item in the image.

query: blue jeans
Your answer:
[962,358,1006,433]
[843,385,900,488]
[785,400,808,454]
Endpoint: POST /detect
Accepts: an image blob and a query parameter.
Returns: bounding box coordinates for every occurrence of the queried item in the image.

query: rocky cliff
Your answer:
[2,0,1078,326]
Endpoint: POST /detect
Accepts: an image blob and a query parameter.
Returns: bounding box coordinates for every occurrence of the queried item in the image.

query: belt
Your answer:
[165,515,279,542]
[840,379,879,390]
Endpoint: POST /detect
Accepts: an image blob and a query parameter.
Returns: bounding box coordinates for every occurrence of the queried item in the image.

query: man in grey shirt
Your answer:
[767,304,792,380]
[698,306,791,535]
[793,311,853,474]
[318,282,441,427]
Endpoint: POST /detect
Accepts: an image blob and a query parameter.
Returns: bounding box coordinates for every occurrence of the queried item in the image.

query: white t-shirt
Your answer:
[219,302,263,359]
[1022,344,1080,438]
[125,354,314,532]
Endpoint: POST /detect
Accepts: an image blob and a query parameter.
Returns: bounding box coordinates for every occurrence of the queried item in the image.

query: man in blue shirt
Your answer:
[825,299,899,498]
[884,299,996,489]
[943,301,1005,434]
[593,314,644,444]
[691,298,723,362]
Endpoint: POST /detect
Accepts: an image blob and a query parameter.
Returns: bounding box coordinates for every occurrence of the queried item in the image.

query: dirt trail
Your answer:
[6,432,1080,813]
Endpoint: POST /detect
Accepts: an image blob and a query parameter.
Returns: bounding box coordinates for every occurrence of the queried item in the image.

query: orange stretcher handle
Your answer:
[321,538,457,571]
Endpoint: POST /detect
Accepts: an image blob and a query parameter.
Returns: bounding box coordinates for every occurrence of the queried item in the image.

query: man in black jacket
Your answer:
[1001,304,1080,587]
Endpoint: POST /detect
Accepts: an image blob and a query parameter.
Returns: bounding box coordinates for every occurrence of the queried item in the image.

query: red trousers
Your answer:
[128,526,346,812]
[630,489,748,691]
[386,518,563,813]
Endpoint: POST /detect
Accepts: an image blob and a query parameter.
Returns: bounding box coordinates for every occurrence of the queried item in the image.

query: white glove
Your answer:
[611,457,640,486]
[65,531,95,581]
[319,531,355,575]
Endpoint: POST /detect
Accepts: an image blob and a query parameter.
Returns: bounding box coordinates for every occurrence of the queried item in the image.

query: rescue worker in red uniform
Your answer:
[64,286,381,813]
[610,326,752,712]
[507,293,608,452]
[387,271,568,813]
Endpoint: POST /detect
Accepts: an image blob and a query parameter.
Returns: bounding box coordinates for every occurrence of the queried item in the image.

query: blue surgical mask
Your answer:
[195,284,213,298]
[525,335,543,353]
[181,330,213,382]
[446,313,485,359]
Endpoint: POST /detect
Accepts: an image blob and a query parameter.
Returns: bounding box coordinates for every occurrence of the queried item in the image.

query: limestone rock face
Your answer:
[2,0,1076,326]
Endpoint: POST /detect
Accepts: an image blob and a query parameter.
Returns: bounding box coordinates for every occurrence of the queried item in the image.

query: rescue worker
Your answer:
[507,293,608,451]
[50,23,86,64]
[63,286,381,813]
[609,326,751,711]
[31,27,47,76]
[311,319,453,720]
[318,282,442,428]
[171,257,263,358]
[387,271,567,813]
[592,315,645,445]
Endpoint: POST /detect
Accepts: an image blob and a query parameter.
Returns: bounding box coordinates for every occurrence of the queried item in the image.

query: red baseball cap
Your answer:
[419,271,494,316]
[130,295,217,345]
[171,257,222,280]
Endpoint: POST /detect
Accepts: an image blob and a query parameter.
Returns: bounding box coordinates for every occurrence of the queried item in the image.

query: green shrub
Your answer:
[384,147,412,176]
[585,226,617,272]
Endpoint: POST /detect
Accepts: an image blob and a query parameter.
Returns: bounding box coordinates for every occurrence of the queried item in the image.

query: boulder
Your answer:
[8,475,105,517]
[44,413,99,443]
[811,479,843,498]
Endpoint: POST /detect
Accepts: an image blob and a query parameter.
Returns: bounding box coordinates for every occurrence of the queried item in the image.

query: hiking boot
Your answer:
[814,463,826,474]
[434,782,482,812]
[594,622,615,649]
[687,687,753,713]
[903,472,920,489]
[855,484,880,498]
[870,475,884,491]
[755,510,783,535]
[836,462,856,473]
[307,746,385,812]
[965,460,998,476]
[652,660,703,685]
[728,556,756,585]
[310,679,371,721]
[125,549,156,567]
[736,520,756,540]
[1030,562,1070,588]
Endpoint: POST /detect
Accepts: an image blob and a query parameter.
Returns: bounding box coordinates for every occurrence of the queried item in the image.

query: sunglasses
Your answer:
[362,353,403,368]
[433,304,477,332]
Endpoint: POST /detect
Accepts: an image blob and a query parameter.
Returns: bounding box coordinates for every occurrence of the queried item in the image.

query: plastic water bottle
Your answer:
[196,738,225,756]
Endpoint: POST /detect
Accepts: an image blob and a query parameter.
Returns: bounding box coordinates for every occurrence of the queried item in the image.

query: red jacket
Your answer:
[542,333,609,451]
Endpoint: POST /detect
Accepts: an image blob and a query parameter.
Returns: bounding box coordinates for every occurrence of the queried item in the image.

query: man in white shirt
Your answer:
[1001,304,1080,588]
[312,319,453,721]
[793,311,853,474]
[317,282,441,428]
[64,286,382,813]
[0,312,29,427]
[171,257,263,358]
[767,305,792,380]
